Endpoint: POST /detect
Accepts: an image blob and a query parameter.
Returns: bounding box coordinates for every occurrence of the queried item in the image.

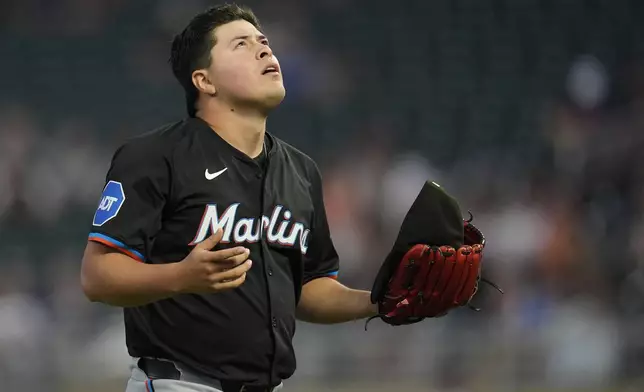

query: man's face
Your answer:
[206,20,285,110]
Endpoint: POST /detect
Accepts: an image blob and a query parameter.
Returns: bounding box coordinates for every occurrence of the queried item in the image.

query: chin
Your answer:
[262,88,286,109]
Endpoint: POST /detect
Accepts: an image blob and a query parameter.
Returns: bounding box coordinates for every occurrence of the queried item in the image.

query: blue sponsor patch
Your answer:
[92,180,125,226]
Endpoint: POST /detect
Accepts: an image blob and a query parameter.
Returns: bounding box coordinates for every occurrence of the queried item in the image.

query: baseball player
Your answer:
[81,4,378,392]
[81,3,496,392]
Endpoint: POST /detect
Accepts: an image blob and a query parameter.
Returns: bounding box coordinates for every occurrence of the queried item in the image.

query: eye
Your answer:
[261,39,270,46]
[236,41,246,48]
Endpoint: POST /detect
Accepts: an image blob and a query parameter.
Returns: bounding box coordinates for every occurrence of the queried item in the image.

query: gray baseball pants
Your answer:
[124,358,284,392]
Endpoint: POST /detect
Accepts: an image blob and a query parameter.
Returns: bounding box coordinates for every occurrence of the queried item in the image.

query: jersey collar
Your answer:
[191,117,276,162]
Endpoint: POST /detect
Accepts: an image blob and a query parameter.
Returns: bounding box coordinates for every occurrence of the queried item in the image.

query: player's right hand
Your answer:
[175,229,252,294]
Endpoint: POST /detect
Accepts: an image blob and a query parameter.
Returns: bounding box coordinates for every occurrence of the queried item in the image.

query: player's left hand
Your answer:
[368,219,489,327]
[366,182,503,329]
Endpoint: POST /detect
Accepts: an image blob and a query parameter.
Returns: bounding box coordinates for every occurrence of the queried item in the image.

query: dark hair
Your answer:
[169,3,261,117]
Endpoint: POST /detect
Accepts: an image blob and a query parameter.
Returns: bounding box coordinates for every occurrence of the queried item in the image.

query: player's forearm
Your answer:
[81,244,182,307]
[296,277,377,324]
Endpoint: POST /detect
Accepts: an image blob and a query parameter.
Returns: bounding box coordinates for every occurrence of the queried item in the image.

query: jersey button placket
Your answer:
[272,317,277,328]
[268,267,273,276]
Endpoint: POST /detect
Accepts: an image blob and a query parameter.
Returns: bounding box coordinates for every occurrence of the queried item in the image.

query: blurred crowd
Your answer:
[2,0,644,391]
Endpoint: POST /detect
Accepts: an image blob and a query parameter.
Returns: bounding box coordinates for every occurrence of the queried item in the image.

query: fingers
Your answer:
[221,251,251,267]
[203,249,250,275]
[207,260,253,292]
[194,229,224,250]
[211,272,248,291]
[213,259,253,283]
[204,246,250,262]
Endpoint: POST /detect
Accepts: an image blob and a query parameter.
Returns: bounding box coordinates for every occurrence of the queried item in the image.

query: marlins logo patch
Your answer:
[93,180,125,226]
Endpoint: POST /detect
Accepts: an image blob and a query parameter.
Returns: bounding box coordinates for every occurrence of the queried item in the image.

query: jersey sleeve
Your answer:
[88,141,170,262]
[302,162,340,283]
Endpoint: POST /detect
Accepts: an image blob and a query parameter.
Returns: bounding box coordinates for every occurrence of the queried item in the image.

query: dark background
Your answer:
[1,0,644,391]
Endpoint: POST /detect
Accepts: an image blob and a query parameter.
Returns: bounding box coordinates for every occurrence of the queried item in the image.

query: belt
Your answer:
[137,358,278,392]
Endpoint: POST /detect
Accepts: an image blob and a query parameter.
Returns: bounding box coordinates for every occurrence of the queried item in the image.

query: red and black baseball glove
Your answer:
[367,181,502,329]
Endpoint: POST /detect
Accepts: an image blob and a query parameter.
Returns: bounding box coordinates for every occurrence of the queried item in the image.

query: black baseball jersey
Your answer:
[87,117,339,387]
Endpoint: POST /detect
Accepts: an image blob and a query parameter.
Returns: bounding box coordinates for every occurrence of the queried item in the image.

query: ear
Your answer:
[192,69,217,96]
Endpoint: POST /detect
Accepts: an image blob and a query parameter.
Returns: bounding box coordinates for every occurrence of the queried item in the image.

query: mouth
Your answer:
[262,64,280,75]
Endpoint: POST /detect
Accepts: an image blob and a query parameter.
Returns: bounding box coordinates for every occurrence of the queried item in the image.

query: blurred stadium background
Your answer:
[2,0,644,391]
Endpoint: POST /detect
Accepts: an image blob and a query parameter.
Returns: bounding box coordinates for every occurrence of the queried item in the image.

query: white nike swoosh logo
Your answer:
[205,167,227,180]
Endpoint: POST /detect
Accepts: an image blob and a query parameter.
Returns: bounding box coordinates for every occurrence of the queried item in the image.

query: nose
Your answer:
[258,44,273,60]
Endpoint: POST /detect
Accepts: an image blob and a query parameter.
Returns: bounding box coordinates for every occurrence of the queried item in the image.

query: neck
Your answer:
[198,100,267,158]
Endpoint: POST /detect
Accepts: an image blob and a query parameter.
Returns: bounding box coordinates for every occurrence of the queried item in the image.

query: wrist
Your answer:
[366,294,378,317]
[355,290,377,319]
[165,262,189,295]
